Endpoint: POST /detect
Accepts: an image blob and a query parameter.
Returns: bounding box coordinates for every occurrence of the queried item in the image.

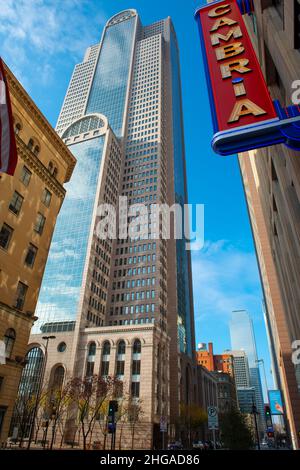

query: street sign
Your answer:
[208,406,219,430]
[160,416,167,433]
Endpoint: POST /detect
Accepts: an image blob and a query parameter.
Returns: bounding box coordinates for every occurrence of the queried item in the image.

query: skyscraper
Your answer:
[24,10,195,448]
[229,311,265,434]
[225,349,255,414]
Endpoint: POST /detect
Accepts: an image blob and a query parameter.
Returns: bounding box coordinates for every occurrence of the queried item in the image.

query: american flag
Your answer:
[0,58,18,176]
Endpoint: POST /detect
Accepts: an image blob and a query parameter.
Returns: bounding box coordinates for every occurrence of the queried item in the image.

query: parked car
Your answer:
[192,440,205,450]
[168,440,183,450]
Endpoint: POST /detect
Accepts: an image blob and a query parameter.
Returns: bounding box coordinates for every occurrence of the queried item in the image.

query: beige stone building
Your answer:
[239,0,300,448]
[0,63,76,443]
[26,324,169,449]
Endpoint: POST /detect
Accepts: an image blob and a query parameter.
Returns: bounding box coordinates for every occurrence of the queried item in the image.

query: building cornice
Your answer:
[16,135,66,200]
[81,323,171,341]
[0,299,35,325]
[4,62,76,183]
[83,324,156,335]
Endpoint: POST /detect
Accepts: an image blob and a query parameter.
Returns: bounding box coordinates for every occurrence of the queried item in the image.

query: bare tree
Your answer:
[69,375,118,450]
[11,392,36,448]
[126,398,144,450]
[46,379,74,449]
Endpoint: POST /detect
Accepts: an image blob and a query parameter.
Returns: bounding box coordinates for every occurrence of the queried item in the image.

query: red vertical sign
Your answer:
[196,0,277,132]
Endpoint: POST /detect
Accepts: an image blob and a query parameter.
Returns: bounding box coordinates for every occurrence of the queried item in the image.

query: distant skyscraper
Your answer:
[229,311,265,433]
[23,9,196,448]
[225,349,255,415]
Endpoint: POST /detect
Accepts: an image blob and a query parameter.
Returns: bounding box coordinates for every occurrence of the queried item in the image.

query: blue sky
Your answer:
[0,0,273,391]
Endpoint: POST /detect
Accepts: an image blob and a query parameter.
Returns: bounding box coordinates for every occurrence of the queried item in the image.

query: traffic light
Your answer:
[267,431,274,438]
[265,405,271,417]
[108,400,118,416]
[108,401,118,435]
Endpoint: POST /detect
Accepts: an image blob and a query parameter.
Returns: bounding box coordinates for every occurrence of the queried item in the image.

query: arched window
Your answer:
[116,340,125,378]
[4,328,16,359]
[101,341,110,377]
[48,161,53,173]
[103,341,110,356]
[133,339,141,355]
[52,365,65,389]
[131,339,141,398]
[86,342,96,377]
[27,138,34,151]
[10,347,44,437]
[117,340,125,355]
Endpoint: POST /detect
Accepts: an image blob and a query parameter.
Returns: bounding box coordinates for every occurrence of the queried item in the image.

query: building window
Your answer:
[86,342,96,377]
[295,0,300,48]
[52,365,65,390]
[116,340,126,377]
[20,166,32,186]
[57,342,67,353]
[24,243,38,268]
[133,339,141,355]
[34,213,46,235]
[14,122,21,135]
[101,341,110,377]
[132,359,140,375]
[4,328,16,359]
[27,138,34,151]
[131,381,140,398]
[9,347,44,438]
[9,191,24,216]
[131,340,141,398]
[0,407,7,436]
[0,223,13,250]
[14,282,28,310]
[42,188,52,207]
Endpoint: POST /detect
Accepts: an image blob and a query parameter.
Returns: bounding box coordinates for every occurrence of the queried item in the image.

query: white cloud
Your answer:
[0,0,106,88]
[48,248,80,261]
[192,240,263,325]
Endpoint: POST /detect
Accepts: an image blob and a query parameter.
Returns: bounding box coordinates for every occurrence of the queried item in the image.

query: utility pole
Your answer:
[252,400,261,450]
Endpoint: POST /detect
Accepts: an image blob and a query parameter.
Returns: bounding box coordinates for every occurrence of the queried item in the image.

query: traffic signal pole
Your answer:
[252,401,261,450]
[108,400,118,451]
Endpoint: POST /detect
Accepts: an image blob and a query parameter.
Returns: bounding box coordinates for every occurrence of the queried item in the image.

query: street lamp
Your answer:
[27,335,56,449]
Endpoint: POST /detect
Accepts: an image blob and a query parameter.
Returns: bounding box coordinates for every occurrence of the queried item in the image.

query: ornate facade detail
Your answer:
[16,136,66,200]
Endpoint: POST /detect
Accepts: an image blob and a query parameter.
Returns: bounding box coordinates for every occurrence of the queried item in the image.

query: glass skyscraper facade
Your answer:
[86,13,137,137]
[230,310,266,433]
[30,9,195,434]
[34,136,105,332]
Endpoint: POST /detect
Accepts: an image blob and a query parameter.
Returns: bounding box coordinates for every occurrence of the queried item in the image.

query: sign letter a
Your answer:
[228,99,267,123]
